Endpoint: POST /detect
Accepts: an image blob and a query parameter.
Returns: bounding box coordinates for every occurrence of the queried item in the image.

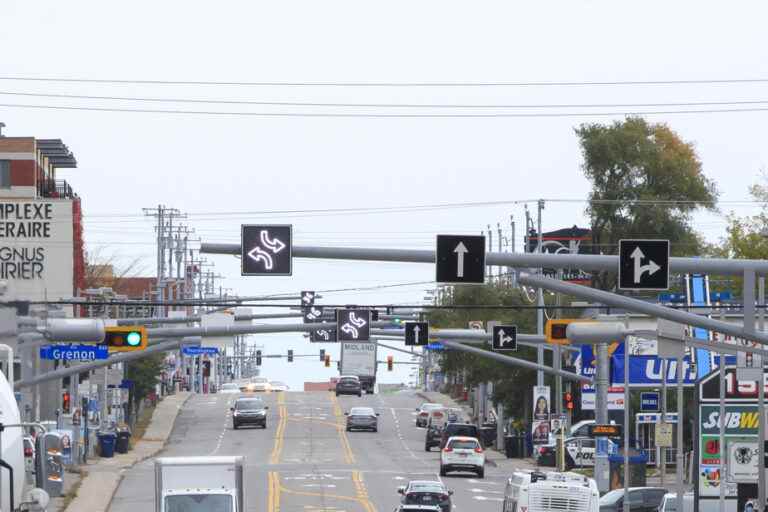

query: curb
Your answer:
[63,392,192,512]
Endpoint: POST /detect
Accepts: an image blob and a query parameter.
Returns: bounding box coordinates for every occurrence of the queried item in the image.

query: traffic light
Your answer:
[563,391,574,411]
[387,355,393,371]
[288,350,294,363]
[319,349,326,362]
[203,360,211,377]
[545,319,586,345]
[103,326,147,352]
[324,354,331,367]
[256,350,262,366]
[62,392,71,414]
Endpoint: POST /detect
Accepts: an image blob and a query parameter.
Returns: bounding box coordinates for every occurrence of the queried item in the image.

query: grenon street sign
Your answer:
[405,321,429,346]
[40,344,109,361]
[435,234,486,284]
[241,224,292,276]
[618,239,669,290]
[337,309,371,342]
[492,325,518,351]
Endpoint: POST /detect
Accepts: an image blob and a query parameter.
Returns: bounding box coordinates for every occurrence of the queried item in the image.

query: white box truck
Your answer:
[155,456,244,512]
[340,342,377,394]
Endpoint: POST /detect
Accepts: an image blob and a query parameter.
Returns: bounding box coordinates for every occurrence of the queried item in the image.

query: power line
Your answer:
[2,75,768,87]
[4,101,768,118]
[4,89,768,110]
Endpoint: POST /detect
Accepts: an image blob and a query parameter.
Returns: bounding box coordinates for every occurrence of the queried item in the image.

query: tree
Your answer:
[576,117,718,290]
[124,353,165,422]
[722,175,768,260]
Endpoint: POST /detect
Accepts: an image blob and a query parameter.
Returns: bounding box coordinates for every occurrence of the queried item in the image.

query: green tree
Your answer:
[576,117,718,290]
[124,353,165,420]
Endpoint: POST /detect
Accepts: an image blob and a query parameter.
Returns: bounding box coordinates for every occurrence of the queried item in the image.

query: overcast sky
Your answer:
[2,1,767,388]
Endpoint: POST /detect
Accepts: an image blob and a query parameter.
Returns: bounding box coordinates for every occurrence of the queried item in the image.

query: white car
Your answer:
[219,383,241,394]
[270,382,289,392]
[439,436,485,478]
[247,377,271,392]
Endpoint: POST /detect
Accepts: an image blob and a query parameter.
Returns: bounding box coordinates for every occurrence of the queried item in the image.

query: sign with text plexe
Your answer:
[241,224,292,275]
[435,235,486,284]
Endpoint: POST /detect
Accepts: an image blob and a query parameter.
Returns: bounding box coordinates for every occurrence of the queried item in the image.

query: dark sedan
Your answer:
[232,398,268,429]
[336,376,362,397]
[345,407,379,432]
[398,480,453,512]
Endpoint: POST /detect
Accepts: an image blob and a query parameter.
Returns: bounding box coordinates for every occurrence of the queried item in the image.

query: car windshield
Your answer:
[600,490,625,505]
[409,484,445,494]
[271,382,285,386]
[448,439,478,450]
[446,425,477,436]
[236,400,264,411]
[350,408,374,416]
[422,404,442,410]
[221,384,238,390]
[165,494,233,512]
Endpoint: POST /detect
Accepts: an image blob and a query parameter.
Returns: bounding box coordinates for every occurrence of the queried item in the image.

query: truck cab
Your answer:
[155,456,244,512]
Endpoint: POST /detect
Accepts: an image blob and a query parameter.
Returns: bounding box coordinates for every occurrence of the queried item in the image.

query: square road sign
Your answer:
[405,322,429,346]
[241,224,292,276]
[436,235,486,284]
[336,309,371,342]
[618,239,669,290]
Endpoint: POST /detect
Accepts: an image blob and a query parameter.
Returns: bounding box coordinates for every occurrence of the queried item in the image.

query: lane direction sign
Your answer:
[618,239,669,290]
[310,327,337,343]
[405,321,429,346]
[336,309,371,342]
[436,235,486,284]
[303,306,324,323]
[492,325,518,351]
[241,224,292,276]
[301,291,316,306]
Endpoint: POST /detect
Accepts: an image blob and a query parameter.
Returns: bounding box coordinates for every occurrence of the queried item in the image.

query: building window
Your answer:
[0,160,9,188]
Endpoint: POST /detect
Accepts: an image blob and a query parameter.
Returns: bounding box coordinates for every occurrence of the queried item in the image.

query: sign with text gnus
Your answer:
[0,200,74,302]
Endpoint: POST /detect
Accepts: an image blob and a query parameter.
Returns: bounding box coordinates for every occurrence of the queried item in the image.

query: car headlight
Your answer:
[233,411,240,416]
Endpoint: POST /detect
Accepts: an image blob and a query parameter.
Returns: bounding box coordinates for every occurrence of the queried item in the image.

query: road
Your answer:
[109,390,515,512]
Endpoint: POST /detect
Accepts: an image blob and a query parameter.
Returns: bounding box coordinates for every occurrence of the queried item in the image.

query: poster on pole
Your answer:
[533,386,551,420]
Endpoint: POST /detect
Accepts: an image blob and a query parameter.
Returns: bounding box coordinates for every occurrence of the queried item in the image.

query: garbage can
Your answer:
[98,432,117,458]
[115,429,131,454]
[504,435,522,458]
[480,426,497,448]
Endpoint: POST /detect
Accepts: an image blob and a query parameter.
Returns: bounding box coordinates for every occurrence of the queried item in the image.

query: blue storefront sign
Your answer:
[640,391,659,411]
[182,346,219,356]
[40,344,109,361]
[580,343,698,387]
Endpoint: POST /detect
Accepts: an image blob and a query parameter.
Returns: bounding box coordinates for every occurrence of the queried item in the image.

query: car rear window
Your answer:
[446,425,478,436]
[350,408,374,415]
[448,439,479,450]
[340,378,358,384]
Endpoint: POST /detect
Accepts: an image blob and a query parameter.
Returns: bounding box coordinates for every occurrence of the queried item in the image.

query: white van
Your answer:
[657,493,694,512]
[503,470,599,512]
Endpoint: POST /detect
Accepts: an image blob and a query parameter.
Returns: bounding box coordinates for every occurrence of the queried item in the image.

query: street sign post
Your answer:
[336,309,371,342]
[40,344,109,361]
[492,325,518,351]
[241,224,292,276]
[182,346,220,356]
[405,321,428,346]
[618,239,670,290]
[640,391,660,411]
[436,235,486,284]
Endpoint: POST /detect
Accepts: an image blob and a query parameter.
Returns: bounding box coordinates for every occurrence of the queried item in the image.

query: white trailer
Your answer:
[155,456,244,512]
[340,342,377,394]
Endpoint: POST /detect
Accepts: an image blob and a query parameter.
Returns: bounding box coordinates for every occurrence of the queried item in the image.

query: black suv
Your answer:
[231,398,268,429]
[439,423,481,449]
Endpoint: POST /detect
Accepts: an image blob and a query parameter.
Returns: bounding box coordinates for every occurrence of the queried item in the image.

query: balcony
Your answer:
[39,178,77,199]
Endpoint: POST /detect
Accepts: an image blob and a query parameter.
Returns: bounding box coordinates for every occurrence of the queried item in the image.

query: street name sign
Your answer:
[40,344,109,361]
[337,309,371,342]
[182,346,220,356]
[405,321,429,346]
[241,224,292,276]
[436,235,486,284]
[640,391,659,412]
[426,342,445,351]
[618,239,669,290]
[492,325,518,351]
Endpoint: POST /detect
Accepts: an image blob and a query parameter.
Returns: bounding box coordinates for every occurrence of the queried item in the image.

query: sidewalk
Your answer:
[60,392,191,512]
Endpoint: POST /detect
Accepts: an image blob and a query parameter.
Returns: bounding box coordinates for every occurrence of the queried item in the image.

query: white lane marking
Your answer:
[473,497,503,502]
[469,489,504,494]
[467,479,499,485]
[303,484,338,489]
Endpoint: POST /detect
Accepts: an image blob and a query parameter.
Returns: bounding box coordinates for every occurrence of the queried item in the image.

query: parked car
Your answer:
[657,493,694,512]
[231,397,269,429]
[415,403,443,427]
[246,377,271,392]
[440,423,481,449]
[440,436,485,478]
[425,423,442,451]
[336,376,362,397]
[395,506,443,512]
[270,381,289,392]
[219,383,241,394]
[345,407,379,432]
[599,487,668,512]
[398,480,453,512]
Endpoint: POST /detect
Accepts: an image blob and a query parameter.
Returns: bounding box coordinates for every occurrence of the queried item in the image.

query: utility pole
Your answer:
[536,200,545,387]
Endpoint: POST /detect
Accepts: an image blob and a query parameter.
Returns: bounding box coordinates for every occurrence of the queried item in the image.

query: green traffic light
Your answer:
[126,331,142,346]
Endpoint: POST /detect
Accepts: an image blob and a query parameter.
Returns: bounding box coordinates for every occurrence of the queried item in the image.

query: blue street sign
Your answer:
[640,392,660,412]
[182,346,219,356]
[40,344,109,361]
[426,342,445,351]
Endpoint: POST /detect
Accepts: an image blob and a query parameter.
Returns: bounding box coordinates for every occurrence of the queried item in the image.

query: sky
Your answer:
[1,1,768,389]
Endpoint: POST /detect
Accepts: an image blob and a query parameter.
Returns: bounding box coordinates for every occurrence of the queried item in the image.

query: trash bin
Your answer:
[115,429,131,454]
[480,425,497,448]
[504,435,521,458]
[98,432,117,458]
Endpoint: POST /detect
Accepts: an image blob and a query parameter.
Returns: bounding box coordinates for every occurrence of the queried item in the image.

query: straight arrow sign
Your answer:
[405,321,428,346]
[454,242,468,278]
[436,235,486,284]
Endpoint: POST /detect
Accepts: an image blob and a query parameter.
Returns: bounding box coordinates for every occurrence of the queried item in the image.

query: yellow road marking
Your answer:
[276,473,375,512]
[352,471,377,512]
[329,392,355,464]
[270,394,287,464]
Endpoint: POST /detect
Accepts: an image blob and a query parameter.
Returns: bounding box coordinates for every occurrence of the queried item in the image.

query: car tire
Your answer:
[477,467,485,479]
[373,427,378,433]
[336,392,340,397]
[346,427,351,432]
[425,444,430,452]
[233,423,238,430]
[263,423,268,429]
[439,465,447,477]
[358,392,362,397]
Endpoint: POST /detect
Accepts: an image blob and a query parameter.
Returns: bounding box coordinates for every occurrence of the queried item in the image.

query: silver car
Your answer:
[345,407,379,432]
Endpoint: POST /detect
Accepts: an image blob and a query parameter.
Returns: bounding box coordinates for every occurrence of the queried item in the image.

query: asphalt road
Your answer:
[109,390,516,512]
